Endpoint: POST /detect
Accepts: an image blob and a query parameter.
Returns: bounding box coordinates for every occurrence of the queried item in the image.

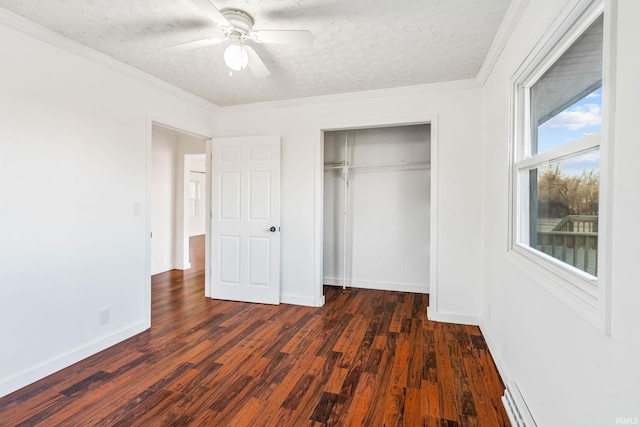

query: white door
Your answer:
[210,135,281,304]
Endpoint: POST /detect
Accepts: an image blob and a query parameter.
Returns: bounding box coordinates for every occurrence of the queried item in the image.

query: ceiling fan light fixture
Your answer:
[224,43,248,71]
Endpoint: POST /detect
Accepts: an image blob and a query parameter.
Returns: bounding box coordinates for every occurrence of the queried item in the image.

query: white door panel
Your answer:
[219,236,241,284]
[211,135,281,304]
[248,237,271,286]
[219,172,241,220]
[249,172,271,221]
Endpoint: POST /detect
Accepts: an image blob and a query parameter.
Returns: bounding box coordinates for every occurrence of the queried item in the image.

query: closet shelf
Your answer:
[324,160,430,170]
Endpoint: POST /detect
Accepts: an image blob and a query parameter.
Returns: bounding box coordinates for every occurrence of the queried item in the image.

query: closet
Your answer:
[323,124,430,293]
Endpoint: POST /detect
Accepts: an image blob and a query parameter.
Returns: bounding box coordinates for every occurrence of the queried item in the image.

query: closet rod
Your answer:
[324,160,430,170]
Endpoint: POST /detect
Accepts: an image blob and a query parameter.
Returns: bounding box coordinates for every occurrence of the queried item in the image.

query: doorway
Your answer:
[150,125,207,275]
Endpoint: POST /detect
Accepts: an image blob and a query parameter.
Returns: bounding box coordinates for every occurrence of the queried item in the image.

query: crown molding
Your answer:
[216,78,482,114]
[0,7,219,112]
[476,0,531,85]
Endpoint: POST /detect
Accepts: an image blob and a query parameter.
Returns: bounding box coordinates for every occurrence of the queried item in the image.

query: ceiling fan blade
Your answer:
[191,0,231,27]
[244,45,270,78]
[165,37,226,52]
[251,30,314,46]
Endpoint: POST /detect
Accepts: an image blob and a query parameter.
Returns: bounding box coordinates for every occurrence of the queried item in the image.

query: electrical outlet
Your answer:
[99,309,110,325]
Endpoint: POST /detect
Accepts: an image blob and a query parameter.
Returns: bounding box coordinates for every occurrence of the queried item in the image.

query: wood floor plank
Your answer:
[391,324,412,387]
[341,370,377,426]
[462,352,503,427]
[361,332,398,426]
[468,332,510,427]
[332,314,368,355]
[324,367,349,394]
[433,322,461,421]
[157,385,213,425]
[275,358,330,427]
[421,378,441,418]
[3,393,67,426]
[223,396,264,426]
[383,384,406,426]
[250,348,332,426]
[407,318,424,389]
[0,235,510,426]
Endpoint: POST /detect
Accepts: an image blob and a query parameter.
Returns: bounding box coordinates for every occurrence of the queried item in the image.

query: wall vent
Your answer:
[502,382,537,427]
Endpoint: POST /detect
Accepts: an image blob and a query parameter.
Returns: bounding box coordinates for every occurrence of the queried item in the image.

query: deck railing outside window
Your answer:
[536,215,598,275]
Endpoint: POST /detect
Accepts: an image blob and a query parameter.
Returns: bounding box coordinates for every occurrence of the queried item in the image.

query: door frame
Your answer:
[145,115,212,326]
[314,114,439,309]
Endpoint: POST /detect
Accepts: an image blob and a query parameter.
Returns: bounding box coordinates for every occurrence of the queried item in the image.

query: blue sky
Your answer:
[537,87,601,175]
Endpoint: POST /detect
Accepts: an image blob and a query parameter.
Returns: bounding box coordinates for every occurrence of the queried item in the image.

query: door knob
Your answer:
[269,226,276,232]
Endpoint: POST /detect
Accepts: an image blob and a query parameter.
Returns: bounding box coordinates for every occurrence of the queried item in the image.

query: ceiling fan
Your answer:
[168,0,315,78]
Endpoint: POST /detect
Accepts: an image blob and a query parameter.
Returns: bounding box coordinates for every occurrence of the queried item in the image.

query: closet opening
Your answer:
[322,124,431,295]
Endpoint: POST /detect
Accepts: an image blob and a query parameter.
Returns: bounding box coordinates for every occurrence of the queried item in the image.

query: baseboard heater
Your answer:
[502,382,537,427]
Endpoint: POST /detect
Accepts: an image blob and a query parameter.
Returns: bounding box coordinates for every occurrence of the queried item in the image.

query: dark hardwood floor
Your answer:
[0,235,509,426]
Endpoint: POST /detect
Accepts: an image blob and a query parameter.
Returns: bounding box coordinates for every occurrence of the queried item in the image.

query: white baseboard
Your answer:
[0,321,149,399]
[426,307,480,325]
[502,382,537,426]
[323,277,429,293]
[280,293,319,307]
[478,316,512,386]
[151,264,175,275]
[175,262,191,271]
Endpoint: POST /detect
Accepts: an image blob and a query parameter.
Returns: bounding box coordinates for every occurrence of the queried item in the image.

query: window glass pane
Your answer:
[189,181,201,217]
[529,149,599,275]
[190,199,199,217]
[188,181,200,199]
[532,15,603,155]
[537,87,602,154]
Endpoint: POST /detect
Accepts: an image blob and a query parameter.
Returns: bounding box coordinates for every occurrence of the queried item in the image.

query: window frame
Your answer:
[507,0,614,333]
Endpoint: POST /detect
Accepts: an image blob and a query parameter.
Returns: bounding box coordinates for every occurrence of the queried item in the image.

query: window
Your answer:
[509,1,611,329]
[189,180,201,217]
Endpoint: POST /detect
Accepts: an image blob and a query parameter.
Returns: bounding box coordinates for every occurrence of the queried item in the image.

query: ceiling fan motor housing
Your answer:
[221,9,254,36]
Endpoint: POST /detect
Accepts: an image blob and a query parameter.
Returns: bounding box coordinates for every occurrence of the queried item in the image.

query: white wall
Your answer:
[323,126,430,293]
[151,127,178,274]
[214,83,483,314]
[480,0,640,424]
[0,16,213,397]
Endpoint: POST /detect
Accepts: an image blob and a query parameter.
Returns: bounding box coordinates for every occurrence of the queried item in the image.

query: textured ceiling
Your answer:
[0,0,511,106]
